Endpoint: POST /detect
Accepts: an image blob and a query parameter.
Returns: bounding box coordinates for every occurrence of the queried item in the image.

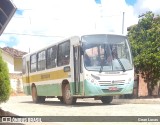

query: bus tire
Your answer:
[32,85,45,103]
[62,84,77,105]
[38,96,45,103]
[58,97,64,103]
[101,96,113,104]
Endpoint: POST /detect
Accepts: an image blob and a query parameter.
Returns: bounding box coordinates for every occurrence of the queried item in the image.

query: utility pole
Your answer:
[122,12,125,34]
[95,0,102,31]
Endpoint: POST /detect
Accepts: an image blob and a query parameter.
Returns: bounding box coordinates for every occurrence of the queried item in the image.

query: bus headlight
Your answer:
[91,79,99,85]
[91,79,94,83]
[86,74,98,85]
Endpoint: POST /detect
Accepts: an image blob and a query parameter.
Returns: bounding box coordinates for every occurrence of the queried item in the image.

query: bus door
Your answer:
[73,45,81,94]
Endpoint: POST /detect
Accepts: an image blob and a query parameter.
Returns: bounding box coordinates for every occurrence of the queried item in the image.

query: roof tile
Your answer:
[1,47,27,58]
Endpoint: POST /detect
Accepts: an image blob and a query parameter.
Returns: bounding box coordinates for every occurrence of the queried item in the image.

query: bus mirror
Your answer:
[64,66,70,72]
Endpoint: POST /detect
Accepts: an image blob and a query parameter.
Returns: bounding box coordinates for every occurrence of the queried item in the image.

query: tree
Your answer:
[128,11,160,96]
[0,51,11,103]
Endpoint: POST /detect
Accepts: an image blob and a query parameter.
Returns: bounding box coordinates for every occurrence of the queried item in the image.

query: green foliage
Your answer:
[128,11,160,96]
[0,51,11,103]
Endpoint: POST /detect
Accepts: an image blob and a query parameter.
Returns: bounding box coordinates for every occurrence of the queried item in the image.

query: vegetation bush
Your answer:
[128,11,160,96]
[0,52,10,103]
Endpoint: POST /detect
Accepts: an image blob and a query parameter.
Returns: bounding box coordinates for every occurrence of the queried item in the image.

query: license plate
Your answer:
[109,87,118,91]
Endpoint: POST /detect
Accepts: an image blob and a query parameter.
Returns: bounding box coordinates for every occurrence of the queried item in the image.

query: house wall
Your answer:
[2,51,22,73]
[10,73,23,93]
[1,51,23,93]
[14,58,22,72]
[1,51,14,73]
[138,74,159,97]
[138,74,148,96]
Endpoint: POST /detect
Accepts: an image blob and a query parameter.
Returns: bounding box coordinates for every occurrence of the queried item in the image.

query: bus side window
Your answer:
[57,40,70,66]
[30,54,37,73]
[37,50,46,71]
[63,54,69,65]
[46,45,57,69]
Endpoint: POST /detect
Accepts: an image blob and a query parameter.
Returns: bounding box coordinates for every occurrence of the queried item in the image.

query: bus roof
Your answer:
[22,36,79,58]
[79,32,127,37]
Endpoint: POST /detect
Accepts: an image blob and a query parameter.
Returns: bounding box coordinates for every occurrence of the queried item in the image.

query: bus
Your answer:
[22,34,134,105]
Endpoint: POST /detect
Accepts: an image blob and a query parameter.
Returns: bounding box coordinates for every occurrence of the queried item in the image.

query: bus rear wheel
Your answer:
[101,96,113,104]
[63,84,77,105]
[32,85,45,103]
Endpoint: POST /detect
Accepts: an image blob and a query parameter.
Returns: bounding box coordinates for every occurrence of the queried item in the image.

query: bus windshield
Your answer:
[81,34,133,72]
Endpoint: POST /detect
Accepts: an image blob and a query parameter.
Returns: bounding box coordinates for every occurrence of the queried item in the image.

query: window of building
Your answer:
[37,50,46,71]
[46,46,57,69]
[30,54,37,73]
[57,40,70,66]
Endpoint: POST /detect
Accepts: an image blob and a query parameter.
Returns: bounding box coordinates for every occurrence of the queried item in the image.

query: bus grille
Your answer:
[98,80,125,86]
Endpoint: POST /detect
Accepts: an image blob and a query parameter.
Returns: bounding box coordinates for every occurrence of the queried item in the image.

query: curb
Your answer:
[113,98,160,104]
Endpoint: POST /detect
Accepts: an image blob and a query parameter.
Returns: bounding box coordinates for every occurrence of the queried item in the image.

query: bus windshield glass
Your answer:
[81,34,133,72]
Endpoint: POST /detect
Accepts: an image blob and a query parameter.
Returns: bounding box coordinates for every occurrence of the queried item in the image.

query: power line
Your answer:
[102,14,121,17]
[3,33,64,38]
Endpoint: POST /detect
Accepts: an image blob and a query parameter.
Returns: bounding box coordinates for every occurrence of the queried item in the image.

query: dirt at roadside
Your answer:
[0,108,17,116]
[0,92,25,116]
[0,106,23,124]
[10,91,25,96]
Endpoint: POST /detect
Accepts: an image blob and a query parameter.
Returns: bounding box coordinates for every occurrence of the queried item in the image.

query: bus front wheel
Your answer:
[32,85,45,103]
[58,97,64,103]
[101,96,113,104]
[62,84,77,105]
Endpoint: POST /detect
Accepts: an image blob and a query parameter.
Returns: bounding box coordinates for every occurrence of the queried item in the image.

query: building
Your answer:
[134,74,160,97]
[0,47,27,93]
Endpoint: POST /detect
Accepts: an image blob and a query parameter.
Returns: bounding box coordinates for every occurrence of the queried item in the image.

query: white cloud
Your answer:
[3,0,159,53]
[1,0,100,52]
[12,35,57,53]
[93,0,138,34]
[134,0,160,16]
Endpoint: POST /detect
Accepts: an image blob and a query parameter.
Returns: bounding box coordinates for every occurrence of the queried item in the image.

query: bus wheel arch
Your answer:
[31,83,45,103]
[62,80,77,105]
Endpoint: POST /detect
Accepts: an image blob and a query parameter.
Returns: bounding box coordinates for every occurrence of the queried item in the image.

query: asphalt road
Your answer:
[1,96,160,125]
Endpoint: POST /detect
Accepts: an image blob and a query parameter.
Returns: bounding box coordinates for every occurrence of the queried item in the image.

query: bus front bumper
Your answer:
[84,80,134,96]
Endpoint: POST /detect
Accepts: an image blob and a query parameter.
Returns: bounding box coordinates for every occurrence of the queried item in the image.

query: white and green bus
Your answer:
[22,34,134,105]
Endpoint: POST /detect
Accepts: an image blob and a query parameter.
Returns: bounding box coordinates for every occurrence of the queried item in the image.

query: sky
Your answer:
[0,0,160,53]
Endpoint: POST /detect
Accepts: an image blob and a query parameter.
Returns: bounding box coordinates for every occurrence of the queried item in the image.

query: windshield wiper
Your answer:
[109,44,126,72]
[116,57,126,72]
